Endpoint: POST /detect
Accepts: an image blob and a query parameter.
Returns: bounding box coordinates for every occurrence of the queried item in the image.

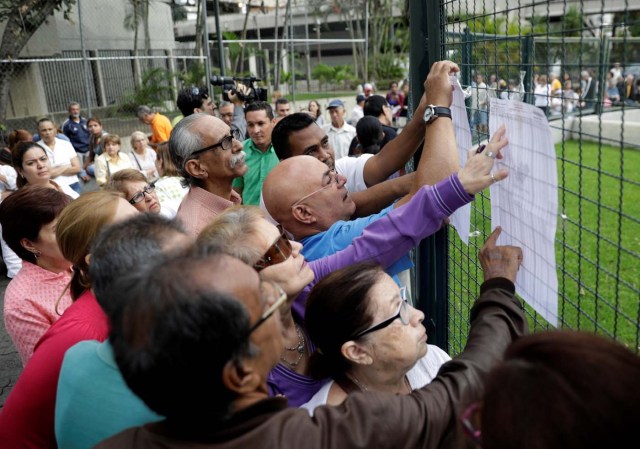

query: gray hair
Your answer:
[581,70,590,78]
[136,105,153,118]
[168,113,205,186]
[68,101,80,109]
[130,130,147,147]
[219,101,232,109]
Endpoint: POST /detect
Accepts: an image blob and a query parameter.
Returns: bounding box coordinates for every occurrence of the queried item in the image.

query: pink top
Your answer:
[176,185,242,236]
[0,290,109,449]
[3,261,73,366]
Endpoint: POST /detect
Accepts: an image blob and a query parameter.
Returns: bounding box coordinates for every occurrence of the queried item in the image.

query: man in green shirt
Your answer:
[233,101,279,205]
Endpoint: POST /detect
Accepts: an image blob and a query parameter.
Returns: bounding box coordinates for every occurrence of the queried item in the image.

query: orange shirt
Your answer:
[150,113,172,144]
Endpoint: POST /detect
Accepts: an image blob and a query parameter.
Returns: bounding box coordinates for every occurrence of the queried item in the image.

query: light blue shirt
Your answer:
[55,340,162,449]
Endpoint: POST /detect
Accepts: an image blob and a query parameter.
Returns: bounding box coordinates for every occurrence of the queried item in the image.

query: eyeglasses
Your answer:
[128,183,155,205]
[460,402,482,446]
[351,287,409,340]
[247,281,288,335]
[191,135,234,157]
[290,170,340,209]
[253,224,292,272]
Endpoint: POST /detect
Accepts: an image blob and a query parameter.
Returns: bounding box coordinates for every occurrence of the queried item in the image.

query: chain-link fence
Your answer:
[411,0,639,354]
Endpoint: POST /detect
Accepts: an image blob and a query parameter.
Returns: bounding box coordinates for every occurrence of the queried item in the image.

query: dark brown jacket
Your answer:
[96,278,527,449]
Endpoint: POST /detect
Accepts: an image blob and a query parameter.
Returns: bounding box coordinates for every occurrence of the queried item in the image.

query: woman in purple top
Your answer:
[196,136,508,406]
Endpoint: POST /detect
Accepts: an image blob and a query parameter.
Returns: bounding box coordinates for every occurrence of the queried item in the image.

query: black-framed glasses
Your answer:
[247,281,288,335]
[191,135,234,157]
[351,287,409,340]
[460,402,482,446]
[128,183,155,205]
[253,225,292,272]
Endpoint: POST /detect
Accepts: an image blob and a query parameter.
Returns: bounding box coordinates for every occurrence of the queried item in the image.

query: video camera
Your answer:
[210,75,268,104]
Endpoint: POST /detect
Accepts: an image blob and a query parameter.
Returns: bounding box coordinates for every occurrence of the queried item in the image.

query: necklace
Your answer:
[348,374,412,394]
[281,324,305,367]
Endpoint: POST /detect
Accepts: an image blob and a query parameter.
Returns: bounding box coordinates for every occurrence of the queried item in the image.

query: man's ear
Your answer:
[290,205,316,225]
[341,340,373,366]
[185,158,207,180]
[222,358,262,394]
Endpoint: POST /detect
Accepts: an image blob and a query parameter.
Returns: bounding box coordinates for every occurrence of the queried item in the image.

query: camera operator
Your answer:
[219,85,247,142]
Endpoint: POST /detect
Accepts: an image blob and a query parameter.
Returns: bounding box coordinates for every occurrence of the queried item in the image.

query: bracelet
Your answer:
[475,144,486,154]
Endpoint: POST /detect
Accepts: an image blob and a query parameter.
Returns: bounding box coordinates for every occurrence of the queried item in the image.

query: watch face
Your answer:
[423,107,435,123]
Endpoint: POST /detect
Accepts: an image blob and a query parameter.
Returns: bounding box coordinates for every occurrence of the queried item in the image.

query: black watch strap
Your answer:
[433,106,452,119]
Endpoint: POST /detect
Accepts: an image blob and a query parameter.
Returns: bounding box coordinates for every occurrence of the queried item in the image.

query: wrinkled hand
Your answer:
[479,227,523,283]
[423,60,460,108]
[458,125,509,194]
[227,82,249,105]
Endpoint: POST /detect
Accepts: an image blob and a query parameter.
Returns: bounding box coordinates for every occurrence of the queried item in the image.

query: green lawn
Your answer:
[447,140,640,353]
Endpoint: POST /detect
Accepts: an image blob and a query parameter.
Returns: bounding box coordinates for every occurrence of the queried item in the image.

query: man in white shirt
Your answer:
[322,100,356,160]
[350,94,366,125]
[36,118,81,193]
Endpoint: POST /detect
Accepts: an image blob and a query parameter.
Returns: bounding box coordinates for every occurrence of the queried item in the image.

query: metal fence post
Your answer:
[409,0,449,351]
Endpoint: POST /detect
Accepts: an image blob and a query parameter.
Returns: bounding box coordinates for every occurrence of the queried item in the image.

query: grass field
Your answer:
[447,140,640,353]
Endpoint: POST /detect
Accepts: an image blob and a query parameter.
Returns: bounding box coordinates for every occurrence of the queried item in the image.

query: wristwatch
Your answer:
[423,105,452,124]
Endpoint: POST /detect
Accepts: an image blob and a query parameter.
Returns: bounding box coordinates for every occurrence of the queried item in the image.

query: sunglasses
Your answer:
[247,282,288,335]
[128,183,155,205]
[253,224,292,272]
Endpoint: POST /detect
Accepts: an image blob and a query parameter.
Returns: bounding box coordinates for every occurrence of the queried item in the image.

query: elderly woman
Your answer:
[196,141,501,406]
[11,141,79,198]
[108,169,162,215]
[153,142,188,218]
[0,191,138,448]
[0,186,73,365]
[129,131,158,180]
[301,263,450,413]
[94,134,134,187]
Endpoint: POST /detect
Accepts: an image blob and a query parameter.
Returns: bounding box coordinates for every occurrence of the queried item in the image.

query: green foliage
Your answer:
[311,63,335,90]
[118,67,174,113]
[370,53,405,81]
[223,31,242,62]
[0,0,76,22]
[177,63,206,87]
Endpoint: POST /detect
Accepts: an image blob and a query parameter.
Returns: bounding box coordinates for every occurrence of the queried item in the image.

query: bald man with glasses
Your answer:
[170,113,248,236]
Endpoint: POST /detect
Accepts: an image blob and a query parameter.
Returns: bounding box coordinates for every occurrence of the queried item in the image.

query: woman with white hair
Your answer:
[129,131,158,181]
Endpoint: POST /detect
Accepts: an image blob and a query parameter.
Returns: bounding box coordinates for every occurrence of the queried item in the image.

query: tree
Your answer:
[0,0,75,122]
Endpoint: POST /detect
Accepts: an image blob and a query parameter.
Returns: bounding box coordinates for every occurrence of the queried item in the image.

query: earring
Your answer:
[32,249,42,259]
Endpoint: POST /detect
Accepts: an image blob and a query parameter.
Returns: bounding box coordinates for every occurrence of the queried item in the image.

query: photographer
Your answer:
[212,76,268,141]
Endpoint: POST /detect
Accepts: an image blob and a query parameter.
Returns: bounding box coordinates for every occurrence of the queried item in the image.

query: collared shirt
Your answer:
[233,139,279,206]
[322,122,356,160]
[94,152,135,187]
[0,290,109,449]
[176,186,242,237]
[62,116,91,153]
[154,176,189,219]
[36,138,80,187]
[150,113,173,144]
[3,261,73,365]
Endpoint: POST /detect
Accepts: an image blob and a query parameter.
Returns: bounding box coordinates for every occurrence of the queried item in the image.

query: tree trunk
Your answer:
[132,0,141,86]
[236,0,253,74]
[274,0,280,89]
[0,0,66,122]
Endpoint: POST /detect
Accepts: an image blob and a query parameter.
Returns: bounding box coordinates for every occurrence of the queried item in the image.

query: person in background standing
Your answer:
[308,100,325,126]
[323,100,356,161]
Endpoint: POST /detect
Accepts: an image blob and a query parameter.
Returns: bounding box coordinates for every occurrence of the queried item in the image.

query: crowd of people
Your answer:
[0,59,638,449]
[468,64,639,137]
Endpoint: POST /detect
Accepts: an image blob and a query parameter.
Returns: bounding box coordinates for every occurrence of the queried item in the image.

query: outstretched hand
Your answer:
[458,125,509,194]
[422,60,460,108]
[479,226,523,283]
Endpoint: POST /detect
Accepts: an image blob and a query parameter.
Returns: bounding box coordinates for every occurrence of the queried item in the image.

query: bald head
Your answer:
[263,156,323,224]
[263,156,355,239]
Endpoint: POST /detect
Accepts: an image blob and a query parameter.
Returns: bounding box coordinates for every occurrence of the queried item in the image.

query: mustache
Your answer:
[229,151,246,169]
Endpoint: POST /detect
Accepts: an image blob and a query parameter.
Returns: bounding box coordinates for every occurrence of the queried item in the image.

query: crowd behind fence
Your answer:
[419,1,640,355]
